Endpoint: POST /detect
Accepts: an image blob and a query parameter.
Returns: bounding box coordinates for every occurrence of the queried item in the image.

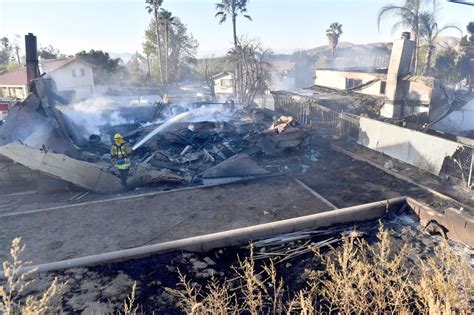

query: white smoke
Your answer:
[133,104,236,150]
[60,97,131,135]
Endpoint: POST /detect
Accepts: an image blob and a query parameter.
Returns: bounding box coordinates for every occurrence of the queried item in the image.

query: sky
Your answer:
[1,0,472,58]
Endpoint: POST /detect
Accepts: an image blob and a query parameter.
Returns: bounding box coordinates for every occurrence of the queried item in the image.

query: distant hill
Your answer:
[433,36,460,50]
[109,52,134,63]
[306,41,393,68]
[273,36,461,69]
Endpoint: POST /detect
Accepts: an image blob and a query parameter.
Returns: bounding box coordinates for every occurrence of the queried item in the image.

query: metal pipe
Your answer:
[0,197,406,277]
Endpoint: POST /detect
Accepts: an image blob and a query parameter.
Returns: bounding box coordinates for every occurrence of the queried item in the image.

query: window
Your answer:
[72,69,85,77]
[380,81,386,95]
[345,78,362,89]
[221,78,233,88]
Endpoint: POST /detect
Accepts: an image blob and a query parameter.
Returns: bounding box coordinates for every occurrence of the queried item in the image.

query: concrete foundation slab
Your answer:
[0,143,123,193]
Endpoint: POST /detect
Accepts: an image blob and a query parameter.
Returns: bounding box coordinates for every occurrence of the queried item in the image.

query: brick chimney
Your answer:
[381,32,416,117]
[25,33,40,92]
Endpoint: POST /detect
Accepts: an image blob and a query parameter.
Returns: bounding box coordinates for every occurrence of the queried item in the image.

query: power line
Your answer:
[447,0,474,6]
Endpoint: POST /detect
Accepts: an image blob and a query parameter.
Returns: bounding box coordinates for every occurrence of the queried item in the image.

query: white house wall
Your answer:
[314,70,384,96]
[48,61,95,100]
[214,74,235,95]
[357,116,460,175]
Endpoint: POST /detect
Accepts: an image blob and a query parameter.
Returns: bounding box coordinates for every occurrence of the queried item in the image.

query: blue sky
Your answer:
[1,0,472,57]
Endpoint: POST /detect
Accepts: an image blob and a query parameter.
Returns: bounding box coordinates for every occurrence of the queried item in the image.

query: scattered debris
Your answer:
[0,77,309,194]
[384,160,394,170]
[201,153,270,178]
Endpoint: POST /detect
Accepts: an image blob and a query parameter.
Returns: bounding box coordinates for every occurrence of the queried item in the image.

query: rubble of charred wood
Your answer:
[0,78,308,193]
[116,108,308,187]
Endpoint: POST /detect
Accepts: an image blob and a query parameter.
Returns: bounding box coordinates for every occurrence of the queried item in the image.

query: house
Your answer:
[41,58,95,101]
[0,70,28,100]
[0,58,95,101]
[314,33,447,118]
[212,71,235,100]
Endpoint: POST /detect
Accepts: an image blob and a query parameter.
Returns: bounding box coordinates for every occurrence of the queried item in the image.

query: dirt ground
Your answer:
[24,210,473,314]
[0,176,332,265]
[0,133,471,266]
[2,131,473,314]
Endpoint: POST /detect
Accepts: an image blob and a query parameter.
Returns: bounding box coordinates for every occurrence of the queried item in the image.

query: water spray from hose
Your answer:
[132,105,233,151]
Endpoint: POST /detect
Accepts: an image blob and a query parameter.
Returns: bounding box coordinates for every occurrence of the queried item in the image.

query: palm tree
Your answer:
[419,12,462,74]
[215,0,252,100]
[326,22,343,66]
[215,0,252,47]
[160,9,175,86]
[142,42,154,85]
[145,0,164,85]
[377,0,434,73]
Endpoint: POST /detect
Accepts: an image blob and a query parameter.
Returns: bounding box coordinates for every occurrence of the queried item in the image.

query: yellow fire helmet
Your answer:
[114,133,123,140]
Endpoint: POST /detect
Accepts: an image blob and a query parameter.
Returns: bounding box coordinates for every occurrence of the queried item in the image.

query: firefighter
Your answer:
[111,133,133,186]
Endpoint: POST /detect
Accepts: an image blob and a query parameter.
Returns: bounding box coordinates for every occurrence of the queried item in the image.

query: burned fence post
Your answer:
[468,150,473,188]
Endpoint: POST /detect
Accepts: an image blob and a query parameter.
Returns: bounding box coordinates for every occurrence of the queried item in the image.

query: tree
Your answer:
[142,41,154,85]
[160,9,176,86]
[227,37,272,104]
[377,0,433,73]
[126,52,149,86]
[76,50,125,85]
[203,58,217,100]
[215,0,252,47]
[215,0,252,100]
[0,37,12,67]
[39,45,61,59]
[419,11,462,74]
[326,22,343,66]
[467,22,474,42]
[0,36,24,73]
[145,0,164,85]
[144,16,198,85]
[434,47,472,87]
[196,56,232,99]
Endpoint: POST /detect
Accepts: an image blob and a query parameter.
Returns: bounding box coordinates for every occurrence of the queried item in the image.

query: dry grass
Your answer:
[2,226,472,314]
[166,224,473,314]
[0,237,67,315]
[166,269,238,314]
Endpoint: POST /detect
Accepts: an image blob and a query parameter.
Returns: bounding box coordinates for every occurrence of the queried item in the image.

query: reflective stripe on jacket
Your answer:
[111,143,132,170]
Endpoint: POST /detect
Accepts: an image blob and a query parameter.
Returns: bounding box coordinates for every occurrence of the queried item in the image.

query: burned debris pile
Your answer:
[0,78,308,193]
[118,108,307,187]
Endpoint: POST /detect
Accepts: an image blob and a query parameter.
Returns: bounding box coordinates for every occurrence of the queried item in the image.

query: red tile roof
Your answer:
[0,68,28,86]
[0,58,95,86]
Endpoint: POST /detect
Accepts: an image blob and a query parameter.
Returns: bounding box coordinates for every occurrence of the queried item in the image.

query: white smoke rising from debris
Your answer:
[133,104,235,150]
[60,97,132,135]
[270,72,295,91]
[23,123,54,148]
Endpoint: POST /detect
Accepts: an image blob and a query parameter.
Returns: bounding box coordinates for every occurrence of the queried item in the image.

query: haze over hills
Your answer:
[108,52,134,63]
[110,36,461,69]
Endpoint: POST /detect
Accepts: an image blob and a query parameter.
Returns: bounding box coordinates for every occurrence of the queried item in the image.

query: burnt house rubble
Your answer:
[270,33,474,188]
[0,75,307,193]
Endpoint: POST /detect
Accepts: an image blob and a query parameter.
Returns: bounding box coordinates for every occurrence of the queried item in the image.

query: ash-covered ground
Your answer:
[22,209,473,314]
